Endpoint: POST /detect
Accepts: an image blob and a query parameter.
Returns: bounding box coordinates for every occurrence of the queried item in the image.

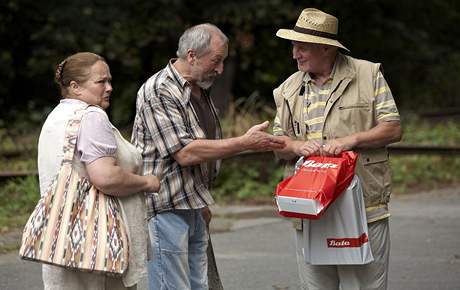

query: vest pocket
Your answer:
[338,103,370,110]
[361,150,388,165]
[335,101,373,134]
[357,150,391,206]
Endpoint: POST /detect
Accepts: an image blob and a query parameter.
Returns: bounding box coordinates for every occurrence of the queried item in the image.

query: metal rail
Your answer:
[0,148,35,158]
[387,144,460,155]
[0,144,459,180]
[0,170,38,179]
[234,144,460,159]
[418,108,460,118]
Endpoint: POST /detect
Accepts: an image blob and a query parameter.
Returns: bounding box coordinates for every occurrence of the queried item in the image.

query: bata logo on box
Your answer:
[327,234,369,248]
[328,240,351,247]
[302,160,338,169]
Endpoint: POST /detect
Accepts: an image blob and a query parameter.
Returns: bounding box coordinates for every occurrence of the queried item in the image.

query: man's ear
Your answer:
[324,45,337,57]
[186,49,196,65]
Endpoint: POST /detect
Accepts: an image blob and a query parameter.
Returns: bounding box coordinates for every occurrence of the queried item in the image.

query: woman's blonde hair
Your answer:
[55,52,105,97]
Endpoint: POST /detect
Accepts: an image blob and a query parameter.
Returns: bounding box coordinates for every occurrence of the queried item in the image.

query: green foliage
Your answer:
[0,176,39,232]
[391,155,460,193]
[212,114,460,203]
[0,159,36,172]
[0,127,38,153]
[0,127,38,171]
[2,0,460,128]
[220,93,276,137]
[213,156,284,203]
[399,116,460,145]
[390,116,460,193]
[213,95,284,202]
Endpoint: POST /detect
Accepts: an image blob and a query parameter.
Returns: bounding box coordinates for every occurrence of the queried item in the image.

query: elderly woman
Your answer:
[37,52,159,290]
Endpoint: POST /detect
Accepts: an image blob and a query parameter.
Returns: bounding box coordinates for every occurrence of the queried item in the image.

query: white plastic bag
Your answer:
[301,176,374,265]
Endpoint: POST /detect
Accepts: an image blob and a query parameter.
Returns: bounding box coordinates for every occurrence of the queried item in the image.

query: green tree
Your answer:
[1,0,459,129]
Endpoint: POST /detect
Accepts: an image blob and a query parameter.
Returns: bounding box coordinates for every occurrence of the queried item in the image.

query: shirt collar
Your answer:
[60,98,89,106]
[166,58,189,89]
[303,56,338,86]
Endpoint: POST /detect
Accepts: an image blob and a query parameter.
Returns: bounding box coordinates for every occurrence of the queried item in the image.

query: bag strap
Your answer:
[61,105,91,163]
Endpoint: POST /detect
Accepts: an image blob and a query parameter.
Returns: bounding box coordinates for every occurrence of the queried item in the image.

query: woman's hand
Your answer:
[87,156,161,196]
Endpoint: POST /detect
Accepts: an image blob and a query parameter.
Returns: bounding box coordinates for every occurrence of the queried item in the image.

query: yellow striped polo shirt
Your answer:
[273,69,400,140]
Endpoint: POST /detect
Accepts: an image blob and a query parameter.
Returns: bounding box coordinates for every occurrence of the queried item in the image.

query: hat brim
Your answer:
[276,29,349,52]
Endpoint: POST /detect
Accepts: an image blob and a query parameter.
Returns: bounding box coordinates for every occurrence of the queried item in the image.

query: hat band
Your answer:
[293,26,337,40]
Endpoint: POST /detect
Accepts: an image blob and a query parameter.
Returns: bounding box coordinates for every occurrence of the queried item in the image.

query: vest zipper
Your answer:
[284,99,295,134]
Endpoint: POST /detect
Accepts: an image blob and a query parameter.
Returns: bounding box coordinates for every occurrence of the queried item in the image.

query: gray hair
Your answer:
[176,23,228,59]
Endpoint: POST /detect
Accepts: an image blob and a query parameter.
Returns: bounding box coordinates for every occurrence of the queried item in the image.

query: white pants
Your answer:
[42,264,136,290]
[296,218,390,290]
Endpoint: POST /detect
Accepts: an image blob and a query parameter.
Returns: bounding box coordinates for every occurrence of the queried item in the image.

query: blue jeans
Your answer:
[148,209,209,290]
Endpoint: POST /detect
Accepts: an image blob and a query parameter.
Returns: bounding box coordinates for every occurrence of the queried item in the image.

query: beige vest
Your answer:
[273,53,392,222]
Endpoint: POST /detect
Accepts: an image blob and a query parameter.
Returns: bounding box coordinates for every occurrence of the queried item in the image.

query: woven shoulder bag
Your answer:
[19,106,129,275]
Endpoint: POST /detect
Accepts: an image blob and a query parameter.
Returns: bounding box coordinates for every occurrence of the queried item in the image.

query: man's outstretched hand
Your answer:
[241,121,286,151]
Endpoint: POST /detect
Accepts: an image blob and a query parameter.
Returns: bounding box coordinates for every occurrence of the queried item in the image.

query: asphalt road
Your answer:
[1,187,459,290]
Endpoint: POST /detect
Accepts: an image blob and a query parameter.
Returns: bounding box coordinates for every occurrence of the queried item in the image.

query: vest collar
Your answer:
[323,53,357,119]
[283,53,356,102]
[330,52,356,91]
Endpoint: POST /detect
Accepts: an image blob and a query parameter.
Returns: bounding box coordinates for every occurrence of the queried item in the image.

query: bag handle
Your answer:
[304,151,356,159]
[61,105,90,163]
[295,151,358,171]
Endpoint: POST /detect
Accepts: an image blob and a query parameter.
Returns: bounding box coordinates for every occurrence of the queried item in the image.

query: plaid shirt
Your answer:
[131,60,221,216]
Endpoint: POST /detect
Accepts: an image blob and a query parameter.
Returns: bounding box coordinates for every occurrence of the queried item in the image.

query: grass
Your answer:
[390,116,460,193]
[391,155,460,193]
[0,176,40,233]
[0,127,38,172]
[0,105,459,234]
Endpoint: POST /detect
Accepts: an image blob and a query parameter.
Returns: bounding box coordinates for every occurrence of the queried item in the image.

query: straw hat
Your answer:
[276,8,349,51]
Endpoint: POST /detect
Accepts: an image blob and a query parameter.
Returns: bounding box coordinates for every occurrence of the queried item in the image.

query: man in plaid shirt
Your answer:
[132,23,285,290]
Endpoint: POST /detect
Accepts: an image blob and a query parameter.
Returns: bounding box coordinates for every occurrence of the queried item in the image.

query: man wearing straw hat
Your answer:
[272,8,402,290]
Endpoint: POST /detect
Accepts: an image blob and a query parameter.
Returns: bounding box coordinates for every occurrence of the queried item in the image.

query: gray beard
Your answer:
[196,80,214,89]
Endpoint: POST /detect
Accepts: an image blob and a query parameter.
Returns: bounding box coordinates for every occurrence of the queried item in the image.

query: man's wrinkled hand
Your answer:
[320,136,356,156]
[243,121,286,151]
[293,140,321,157]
